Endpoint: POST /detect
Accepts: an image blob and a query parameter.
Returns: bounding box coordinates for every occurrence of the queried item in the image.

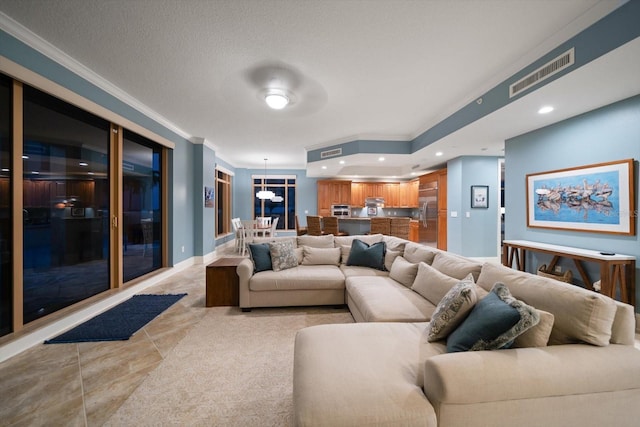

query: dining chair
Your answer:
[295,215,308,236]
[264,217,279,238]
[231,218,243,253]
[369,217,391,235]
[240,219,257,256]
[390,217,411,239]
[306,215,325,236]
[322,216,348,236]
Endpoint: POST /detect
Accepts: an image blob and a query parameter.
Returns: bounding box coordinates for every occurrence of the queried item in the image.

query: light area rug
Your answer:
[105,306,354,426]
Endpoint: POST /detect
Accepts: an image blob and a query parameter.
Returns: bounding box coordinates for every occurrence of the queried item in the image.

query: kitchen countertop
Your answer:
[338,217,419,222]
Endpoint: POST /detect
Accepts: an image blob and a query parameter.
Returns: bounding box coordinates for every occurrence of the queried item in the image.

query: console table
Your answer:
[502,240,636,306]
[206,257,243,307]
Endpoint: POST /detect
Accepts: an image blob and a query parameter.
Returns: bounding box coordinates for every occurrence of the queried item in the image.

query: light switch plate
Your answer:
[451,211,458,217]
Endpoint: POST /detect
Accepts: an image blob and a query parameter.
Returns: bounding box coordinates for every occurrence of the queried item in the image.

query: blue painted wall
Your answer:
[447,156,501,257]
[505,95,640,310]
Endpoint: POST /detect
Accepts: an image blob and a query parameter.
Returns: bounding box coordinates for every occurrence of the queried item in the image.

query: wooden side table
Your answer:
[206,257,243,307]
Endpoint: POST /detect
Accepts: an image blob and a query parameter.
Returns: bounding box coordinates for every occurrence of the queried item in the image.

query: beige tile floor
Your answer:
[0,245,639,426]
[0,246,244,427]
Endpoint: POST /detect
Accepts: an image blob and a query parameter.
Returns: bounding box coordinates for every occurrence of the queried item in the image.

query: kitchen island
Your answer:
[334,217,418,241]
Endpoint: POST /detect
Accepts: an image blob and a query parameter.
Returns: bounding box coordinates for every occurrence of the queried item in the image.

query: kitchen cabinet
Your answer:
[383,183,399,207]
[351,182,364,207]
[317,180,351,216]
[399,179,419,207]
[409,220,419,242]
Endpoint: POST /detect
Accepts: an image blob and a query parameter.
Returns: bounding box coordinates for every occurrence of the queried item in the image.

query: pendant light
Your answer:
[256,158,275,200]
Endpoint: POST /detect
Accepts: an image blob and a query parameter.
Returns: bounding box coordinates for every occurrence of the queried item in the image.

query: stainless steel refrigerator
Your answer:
[418,180,438,247]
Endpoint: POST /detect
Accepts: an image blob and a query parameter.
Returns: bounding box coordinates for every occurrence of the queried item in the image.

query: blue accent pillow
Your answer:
[446,282,540,353]
[249,243,272,272]
[346,239,386,271]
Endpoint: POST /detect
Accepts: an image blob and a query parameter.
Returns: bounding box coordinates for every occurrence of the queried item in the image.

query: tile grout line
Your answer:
[76,343,88,427]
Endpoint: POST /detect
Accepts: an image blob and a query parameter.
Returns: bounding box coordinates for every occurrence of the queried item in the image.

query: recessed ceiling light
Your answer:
[435,152,443,157]
[378,157,385,162]
[538,106,554,114]
[339,160,345,165]
[321,166,327,170]
[410,172,416,176]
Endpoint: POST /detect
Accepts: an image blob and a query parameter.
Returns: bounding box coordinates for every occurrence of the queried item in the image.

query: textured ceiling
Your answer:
[0,0,633,176]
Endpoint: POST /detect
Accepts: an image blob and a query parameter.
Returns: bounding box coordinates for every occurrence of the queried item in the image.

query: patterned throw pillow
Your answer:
[446,282,541,353]
[268,240,298,272]
[425,274,477,342]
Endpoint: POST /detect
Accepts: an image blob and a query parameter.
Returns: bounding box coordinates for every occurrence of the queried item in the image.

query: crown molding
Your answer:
[0,12,192,141]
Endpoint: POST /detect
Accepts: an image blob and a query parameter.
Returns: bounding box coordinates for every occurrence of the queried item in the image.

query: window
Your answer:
[216,169,232,236]
[253,176,296,230]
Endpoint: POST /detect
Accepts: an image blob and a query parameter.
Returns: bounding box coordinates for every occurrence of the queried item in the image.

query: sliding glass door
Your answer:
[22,86,110,323]
[122,130,162,282]
[0,75,11,335]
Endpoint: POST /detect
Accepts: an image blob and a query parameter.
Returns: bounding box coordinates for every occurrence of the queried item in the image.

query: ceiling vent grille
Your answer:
[320,148,342,158]
[509,48,575,98]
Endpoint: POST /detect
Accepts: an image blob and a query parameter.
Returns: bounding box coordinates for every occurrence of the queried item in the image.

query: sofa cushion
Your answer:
[297,234,335,248]
[446,283,540,353]
[294,323,439,426]
[269,240,298,272]
[476,262,618,346]
[248,243,272,272]
[411,262,461,305]
[334,234,384,249]
[513,309,554,348]
[382,235,408,252]
[340,264,390,278]
[250,265,345,291]
[403,242,438,264]
[301,246,341,266]
[389,256,419,288]
[346,276,436,322]
[384,249,402,271]
[346,239,386,271]
[425,274,477,342]
[431,251,483,281]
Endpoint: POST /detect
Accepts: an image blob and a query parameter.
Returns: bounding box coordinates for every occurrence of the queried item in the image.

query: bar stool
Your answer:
[390,217,411,239]
[306,215,325,236]
[369,217,391,235]
[322,216,348,236]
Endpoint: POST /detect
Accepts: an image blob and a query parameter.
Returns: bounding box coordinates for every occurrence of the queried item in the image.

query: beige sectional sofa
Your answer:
[236,234,640,427]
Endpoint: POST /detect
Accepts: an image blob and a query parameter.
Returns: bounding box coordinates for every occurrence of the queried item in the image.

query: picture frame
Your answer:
[71,207,85,217]
[526,158,635,235]
[471,185,489,208]
[204,186,214,208]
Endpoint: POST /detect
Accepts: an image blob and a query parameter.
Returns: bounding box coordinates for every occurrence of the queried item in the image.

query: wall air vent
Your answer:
[320,148,342,159]
[509,48,575,98]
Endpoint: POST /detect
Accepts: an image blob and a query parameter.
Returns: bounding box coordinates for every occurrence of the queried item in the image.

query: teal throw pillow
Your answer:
[249,243,272,272]
[346,239,386,271]
[446,282,540,353]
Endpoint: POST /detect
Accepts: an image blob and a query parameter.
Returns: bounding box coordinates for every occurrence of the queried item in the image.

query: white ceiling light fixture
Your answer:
[256,158,276,200]
[264,89,290,110]
[538,105,554,114]
[435,151,443,157]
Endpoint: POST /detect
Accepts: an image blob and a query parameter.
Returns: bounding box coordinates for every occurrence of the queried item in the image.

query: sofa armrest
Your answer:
[424,344,640,405]
[237,258,254,308]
